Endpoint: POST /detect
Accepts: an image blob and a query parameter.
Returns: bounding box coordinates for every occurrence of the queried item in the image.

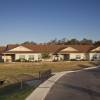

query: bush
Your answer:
[15,59,28,62]
[0,59,4,62]
[42,53,50,59]
[70,59,77,61]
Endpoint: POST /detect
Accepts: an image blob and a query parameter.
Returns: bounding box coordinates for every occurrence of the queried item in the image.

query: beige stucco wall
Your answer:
[89,53,100,60]
[2,55,12,62]
[52,54,64,61]
[15,53,42,61]
[1,52,100,62]
[52,53,87,61]
[69,53,86,60]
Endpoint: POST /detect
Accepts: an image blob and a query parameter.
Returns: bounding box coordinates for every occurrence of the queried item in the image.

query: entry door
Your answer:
[64,54,69,60]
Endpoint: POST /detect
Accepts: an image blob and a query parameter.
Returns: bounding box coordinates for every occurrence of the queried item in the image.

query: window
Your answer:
[19,55,25,60]
[38,55,41,60]
[76,55,81,60]
[93,54,97,60]
[28,55,34,61]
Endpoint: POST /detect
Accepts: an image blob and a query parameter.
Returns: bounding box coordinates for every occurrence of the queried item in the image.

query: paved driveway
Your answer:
[45,66,100,100]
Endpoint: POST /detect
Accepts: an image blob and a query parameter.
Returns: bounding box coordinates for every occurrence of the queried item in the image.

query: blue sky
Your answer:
[0,0,100,45]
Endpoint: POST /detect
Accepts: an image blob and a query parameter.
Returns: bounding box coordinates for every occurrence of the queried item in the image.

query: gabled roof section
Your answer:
[61,47,78,52]
[90,46,100,53]
[9,46,32,52]
[56,45,94,53]
[1,44,95,54]
[4,44,63,53]
[6,44,19,51]
[4,44,33,53]
[58,46,79,53]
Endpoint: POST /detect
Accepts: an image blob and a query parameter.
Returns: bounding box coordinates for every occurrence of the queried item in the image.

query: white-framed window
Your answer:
[76,55,81,60]
[38,55,42,60]
[28,55,34,61]
[93,54,97,60]
[19,55,25,60]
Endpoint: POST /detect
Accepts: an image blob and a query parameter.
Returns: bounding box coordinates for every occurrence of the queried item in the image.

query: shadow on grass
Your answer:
[0,73,53,100]
[0,83,35,100]
[78,64,91,68]
[90,61,100,66]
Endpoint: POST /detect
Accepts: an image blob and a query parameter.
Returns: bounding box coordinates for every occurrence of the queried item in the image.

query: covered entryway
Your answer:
[63,54,70,61]
[3,54,15,62]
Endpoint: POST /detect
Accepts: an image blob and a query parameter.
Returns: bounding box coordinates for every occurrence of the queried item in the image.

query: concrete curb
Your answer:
[25,66,99,100]
[25,71,74,100]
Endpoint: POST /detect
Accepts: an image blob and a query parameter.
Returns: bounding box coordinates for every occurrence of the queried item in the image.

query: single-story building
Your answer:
[0,44,100,62]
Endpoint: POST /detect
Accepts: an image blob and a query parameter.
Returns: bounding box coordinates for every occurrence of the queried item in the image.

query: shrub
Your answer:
[70,59,77,61]
[15,59,28,62]
[42,53,50,59]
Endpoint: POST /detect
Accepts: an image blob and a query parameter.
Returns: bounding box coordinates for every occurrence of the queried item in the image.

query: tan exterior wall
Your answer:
[15,53,42,61]
[1,52,100,62]
[70,53,86,60]
[2,55,12,62]
[89,53,100,60]
[52,54,64,61]
[52,53,87,61]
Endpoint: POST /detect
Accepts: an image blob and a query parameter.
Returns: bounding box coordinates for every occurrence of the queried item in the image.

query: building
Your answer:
[0,44,100,62]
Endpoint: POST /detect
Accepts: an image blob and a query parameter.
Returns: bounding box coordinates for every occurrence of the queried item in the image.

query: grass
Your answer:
[0,61,100,100]
[0,61,100,83]
[0,83,35,100]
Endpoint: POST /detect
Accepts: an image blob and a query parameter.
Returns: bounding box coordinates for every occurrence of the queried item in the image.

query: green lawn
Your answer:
[0,61,100,100]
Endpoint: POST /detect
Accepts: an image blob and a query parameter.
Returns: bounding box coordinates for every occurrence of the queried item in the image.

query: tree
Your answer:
[47,38,58,45]
[67,38,80,44]
[94,41,100,46]
[80,38,93,45]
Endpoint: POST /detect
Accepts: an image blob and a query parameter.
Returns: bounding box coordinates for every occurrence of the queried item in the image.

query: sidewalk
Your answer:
[26,71,74,100]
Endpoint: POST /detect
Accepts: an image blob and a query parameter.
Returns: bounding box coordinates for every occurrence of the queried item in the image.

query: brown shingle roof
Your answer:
[1,44,96,54]
[0,46,6,53]
[4,44,63,53]
[6,44,19,51]
[23,44,64,53]
[56,45,94,53]
[90,45,100,53]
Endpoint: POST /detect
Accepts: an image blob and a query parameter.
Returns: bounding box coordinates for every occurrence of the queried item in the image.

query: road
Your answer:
[45,66,100,100]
